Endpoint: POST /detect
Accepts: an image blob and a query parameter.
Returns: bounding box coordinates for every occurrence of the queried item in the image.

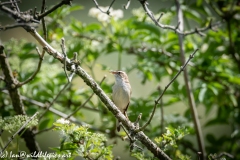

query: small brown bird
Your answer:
[110,71,132,131]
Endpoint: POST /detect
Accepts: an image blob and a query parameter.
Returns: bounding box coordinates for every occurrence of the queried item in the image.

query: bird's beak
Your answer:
[110,70,117,74]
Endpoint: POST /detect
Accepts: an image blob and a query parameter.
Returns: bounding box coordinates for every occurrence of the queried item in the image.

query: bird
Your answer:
[110,70,132,132]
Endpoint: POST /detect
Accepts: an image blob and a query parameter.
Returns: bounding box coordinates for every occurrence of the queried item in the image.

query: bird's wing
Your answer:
[123,102,130,119]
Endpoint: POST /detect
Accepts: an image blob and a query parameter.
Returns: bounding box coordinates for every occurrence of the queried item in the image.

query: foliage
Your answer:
[52,118,113,160]
[0,115,38,134]
[0,0,239,160]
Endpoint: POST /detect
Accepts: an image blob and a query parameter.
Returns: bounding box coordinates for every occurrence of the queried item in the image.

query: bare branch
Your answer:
[157,12,164,22]
[66,75,106,118]
[37,0,72,20]
[123,0,131,10]
[28,28,64,61]
[61,38,70,82]
[0,23,37,31]
[0,0,20,6]
[1,89,89,126]
[16,47,44,87]
[138,0,222,36]
[0,44,40,153]
[25,29,171,159]
[41,0,46,14]
[0,4,39,23]
[175,0,206,158]
[38,83,70,120]
[91,0,115,15]
[209,152,234,159]
[10,0,20,12]
[158,86,164,134]
[136,49,198,132]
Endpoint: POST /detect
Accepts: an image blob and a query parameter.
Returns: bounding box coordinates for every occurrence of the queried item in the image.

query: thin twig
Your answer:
[123,0,131,10]
[175,0,206,158]
[38,83,70,120]
[136,48,198,132]
[37,0,72,20]
[0,23,37,31]
[16,47,44,87]
[41,0,47,42]
[0,112,38,156]
[41,0,46,13]
[66,75,106,118]
[120,122,143,151]
[120,122,133,142]
[92,0,116,15]
[0,5,39,23]
[1,90,96,135]
[61,38,71,83]
[35,126,55,135]
[10,0,20,12]
[209,152,234,159]
[0,0,20,6]
[138,0,222,36]
[158,86,164,134]
[133,113,142,129]
[157,12,164,22]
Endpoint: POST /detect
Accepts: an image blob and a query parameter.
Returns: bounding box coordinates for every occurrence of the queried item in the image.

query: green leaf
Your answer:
[206,134,216,144]
[198,87,207,102]
[230,94,237,107]
[84,23,102,32]
[132,21,160,37]
[197,0,203,6]
[39,118,52,130]
[229,76,240,85]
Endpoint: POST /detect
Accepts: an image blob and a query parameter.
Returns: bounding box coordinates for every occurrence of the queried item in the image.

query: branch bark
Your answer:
[25,27,171,160]
[0,44,40,153]
[175,0,206,159]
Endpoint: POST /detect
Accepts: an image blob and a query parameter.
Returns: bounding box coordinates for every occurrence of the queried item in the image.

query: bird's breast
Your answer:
[112,82,131,112]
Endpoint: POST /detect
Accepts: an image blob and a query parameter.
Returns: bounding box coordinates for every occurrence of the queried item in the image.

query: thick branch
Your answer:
[0,44,40,153]
[25,27,171,159]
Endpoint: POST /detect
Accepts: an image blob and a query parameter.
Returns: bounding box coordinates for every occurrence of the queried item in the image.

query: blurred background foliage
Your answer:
[0,0,240,159]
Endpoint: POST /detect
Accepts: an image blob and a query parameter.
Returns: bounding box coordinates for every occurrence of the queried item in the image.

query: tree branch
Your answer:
[92,0,116,15]
[175,0,206,159]
[0,112,38,155]
[0,44,40,153]
[0,23,37,31]
[138,0,222,36]
[16,47,44,87]
[136,48,198,132]
[0,3,39,23]
[37,0,73,20]
[38,82,70,120]
[24,27,171,159]
[66,75,106,119]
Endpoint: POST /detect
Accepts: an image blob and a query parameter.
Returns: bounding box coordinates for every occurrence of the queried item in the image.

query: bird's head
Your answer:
[110,70,129,83]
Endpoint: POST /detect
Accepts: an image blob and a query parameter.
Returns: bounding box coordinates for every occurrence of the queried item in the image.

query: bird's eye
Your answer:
[118,71,121,75]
